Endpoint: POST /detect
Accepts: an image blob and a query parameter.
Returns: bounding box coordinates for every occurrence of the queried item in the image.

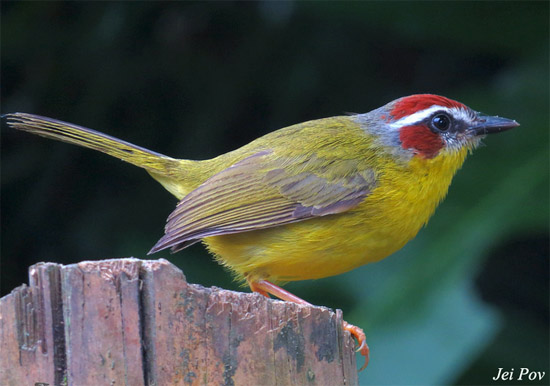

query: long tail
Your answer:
[4,113,181,176]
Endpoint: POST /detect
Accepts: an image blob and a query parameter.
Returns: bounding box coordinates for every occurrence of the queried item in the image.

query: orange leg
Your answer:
[249,279,370,371]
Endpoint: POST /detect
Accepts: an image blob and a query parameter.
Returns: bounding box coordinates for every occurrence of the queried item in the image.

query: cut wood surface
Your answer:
[0,258,358,385]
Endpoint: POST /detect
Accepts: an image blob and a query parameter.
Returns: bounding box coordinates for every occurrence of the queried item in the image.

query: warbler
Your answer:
[4,94,519,370]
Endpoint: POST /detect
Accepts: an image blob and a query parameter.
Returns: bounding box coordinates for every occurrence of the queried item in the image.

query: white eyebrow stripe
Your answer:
[389,105,471,129]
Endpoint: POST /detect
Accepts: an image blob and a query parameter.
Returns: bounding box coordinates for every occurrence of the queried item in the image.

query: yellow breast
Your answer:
[204,147,469,284]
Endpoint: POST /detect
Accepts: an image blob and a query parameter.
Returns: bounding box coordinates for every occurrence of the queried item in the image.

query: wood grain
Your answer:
[0,258,358,385]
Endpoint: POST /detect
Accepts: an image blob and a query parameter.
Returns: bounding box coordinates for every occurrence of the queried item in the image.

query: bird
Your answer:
[4,94,519,370]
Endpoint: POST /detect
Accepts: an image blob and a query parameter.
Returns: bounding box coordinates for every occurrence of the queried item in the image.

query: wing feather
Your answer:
[149,150,377,253]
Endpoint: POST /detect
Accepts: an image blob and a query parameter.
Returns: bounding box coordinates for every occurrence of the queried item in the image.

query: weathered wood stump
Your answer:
[0,258,358,385]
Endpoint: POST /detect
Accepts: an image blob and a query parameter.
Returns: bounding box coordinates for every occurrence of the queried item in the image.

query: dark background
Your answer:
[1,2,548,385]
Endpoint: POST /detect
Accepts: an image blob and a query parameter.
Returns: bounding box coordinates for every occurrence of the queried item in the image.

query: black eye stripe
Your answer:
[416,110,472,134]
[421,112,454,132]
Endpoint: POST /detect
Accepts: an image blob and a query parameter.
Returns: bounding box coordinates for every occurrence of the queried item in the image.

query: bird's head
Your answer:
[356,94,519,160]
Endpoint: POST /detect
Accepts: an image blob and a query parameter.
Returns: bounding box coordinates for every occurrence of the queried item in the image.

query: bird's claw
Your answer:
[342,320,370,371]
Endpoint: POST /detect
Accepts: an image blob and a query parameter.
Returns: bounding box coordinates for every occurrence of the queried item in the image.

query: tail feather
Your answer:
[4,113,180,175]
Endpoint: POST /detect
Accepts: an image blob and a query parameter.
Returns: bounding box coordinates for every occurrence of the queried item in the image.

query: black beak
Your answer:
[470,114,520,135]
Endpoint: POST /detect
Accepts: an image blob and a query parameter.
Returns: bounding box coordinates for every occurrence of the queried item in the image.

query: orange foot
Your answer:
[343,320,370,371]
[249,279,370,371]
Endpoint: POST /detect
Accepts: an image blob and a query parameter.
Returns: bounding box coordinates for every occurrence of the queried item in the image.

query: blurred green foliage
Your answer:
[1,2,548,385]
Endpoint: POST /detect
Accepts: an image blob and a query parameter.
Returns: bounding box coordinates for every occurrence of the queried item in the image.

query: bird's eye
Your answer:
[431,114,451,131]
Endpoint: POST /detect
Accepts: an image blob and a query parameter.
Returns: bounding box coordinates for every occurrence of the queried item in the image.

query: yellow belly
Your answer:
[204,211,408,283]
[204,147,468,284]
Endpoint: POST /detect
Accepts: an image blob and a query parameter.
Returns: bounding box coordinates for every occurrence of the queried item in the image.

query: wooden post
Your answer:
[0,258,358,385]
